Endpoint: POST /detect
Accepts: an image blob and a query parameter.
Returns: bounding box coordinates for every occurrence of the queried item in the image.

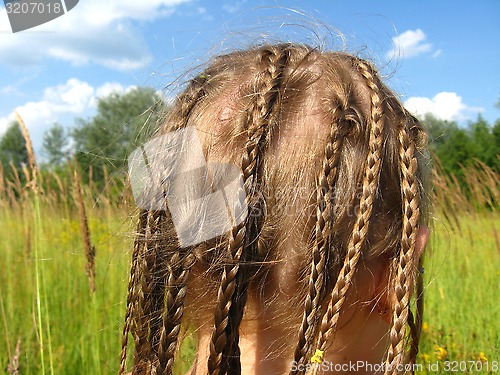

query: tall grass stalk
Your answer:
[73,168,96,295]
[16,112,55,375]
[72,165,102,374]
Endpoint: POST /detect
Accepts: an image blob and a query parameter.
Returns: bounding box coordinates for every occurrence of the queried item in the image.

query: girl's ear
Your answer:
[374,226,430,324]
[414,225,430,260]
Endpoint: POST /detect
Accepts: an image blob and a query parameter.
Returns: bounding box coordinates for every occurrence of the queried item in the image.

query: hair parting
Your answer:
[208,44,290,375]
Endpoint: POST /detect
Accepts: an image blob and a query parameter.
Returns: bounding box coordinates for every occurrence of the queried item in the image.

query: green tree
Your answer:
[469,115,496,167]
[492,119,500,170]
[42,122,68,166]
[72,87,164,184]
[0,121,28,173]
[421,114,500,174]
[421,113,458,150]
[437,128,474,173]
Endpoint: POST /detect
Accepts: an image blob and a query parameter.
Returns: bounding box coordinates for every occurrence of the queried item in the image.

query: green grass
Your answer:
[0,198,133,374]
[0,194,498,374]
[418,212,500,373]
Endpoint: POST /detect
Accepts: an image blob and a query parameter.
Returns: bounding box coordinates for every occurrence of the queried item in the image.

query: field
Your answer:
[0,160,498,374]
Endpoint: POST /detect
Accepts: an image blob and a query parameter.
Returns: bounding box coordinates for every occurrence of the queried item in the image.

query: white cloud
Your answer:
[95,82,128,98]
[0,79,135,153]
[222,0,248,14]
[0,114,17,137]
[386,29,435,59]
[0,0,191,70]
[404,92,483,121]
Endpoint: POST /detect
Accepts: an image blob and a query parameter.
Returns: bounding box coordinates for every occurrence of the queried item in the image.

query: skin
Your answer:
[187,227,429,375]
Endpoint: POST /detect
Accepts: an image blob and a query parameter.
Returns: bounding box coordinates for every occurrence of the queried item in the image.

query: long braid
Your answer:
[152,71,210,373]
[291,105,346,373]
[148,219,168,357]
[313,60,385,366]
[384,123,421,375]
[156,250,196,374]
[208,221,246,375]
[119,210,148,375]
[208,45,288,375]
[133,211,161,373]
[225,45,290,373]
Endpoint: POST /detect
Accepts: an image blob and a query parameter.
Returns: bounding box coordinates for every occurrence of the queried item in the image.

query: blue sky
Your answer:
[0,0,499,155]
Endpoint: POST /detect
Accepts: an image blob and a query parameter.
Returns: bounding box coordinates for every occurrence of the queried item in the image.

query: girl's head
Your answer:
[121,43,430,375]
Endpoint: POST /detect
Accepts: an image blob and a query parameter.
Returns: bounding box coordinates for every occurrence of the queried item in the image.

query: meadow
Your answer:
[0,154,498,374]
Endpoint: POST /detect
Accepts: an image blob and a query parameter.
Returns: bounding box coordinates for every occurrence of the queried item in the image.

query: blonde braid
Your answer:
[148,218,169,357]
[119,210,148,375]
[384,123,421,375]
[133,211,161,373]
[208,45,288,375]
[313,59,385,365]
[291,105,346,373]
[157,251,196,374]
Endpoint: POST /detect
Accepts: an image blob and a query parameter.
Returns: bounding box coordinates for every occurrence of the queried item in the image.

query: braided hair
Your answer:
[120,43,430,375]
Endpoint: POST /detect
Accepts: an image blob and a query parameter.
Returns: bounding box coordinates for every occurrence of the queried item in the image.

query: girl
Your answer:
[120,42,431,375]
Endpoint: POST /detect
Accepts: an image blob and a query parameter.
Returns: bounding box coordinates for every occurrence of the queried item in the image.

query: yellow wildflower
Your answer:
[422,322,429,332]
[478,352,488,362]
[310,349,324,364]
[434,345,448,360]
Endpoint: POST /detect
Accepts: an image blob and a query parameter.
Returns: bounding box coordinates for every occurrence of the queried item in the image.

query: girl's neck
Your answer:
[187,306,390,375]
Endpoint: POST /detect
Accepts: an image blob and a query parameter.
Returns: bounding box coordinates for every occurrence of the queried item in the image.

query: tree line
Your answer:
[0,87,164,189]
[423,113,500,179]
[0,87,498,193]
